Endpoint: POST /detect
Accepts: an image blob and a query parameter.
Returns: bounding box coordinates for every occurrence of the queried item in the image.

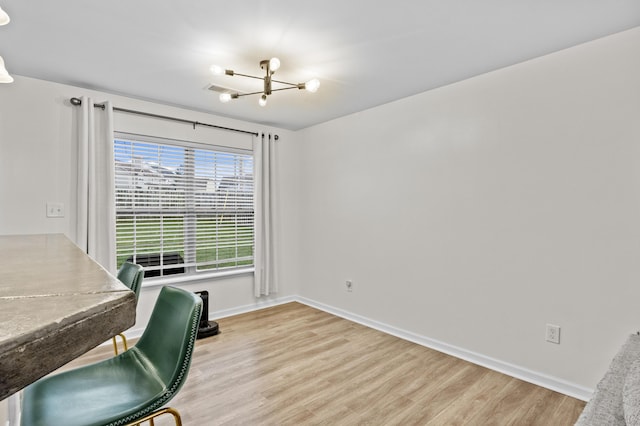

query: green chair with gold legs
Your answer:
[112,261,144,355]
[20,286,202,426]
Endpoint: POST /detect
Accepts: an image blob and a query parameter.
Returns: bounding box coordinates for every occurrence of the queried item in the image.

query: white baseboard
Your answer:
[296,296,593,402]
[115,293,593,401]
[212,295,297,320]
[120,294,297,342]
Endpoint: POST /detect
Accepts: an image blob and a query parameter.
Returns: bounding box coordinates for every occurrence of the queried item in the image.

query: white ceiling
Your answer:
[0,1,639,130]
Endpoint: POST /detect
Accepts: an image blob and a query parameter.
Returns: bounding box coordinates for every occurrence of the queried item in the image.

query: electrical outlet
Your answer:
[546,324,560,344]
[345,280,353,292]
[46,202,65,218]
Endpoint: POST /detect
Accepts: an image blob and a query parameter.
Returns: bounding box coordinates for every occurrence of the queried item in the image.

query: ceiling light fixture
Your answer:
[0,56,13,83]
[211,57,319,107]
[0,6,9,26]
[0,5,12,84]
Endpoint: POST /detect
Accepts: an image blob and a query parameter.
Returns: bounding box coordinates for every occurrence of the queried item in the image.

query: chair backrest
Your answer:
[135,286,202,392]
[116,261,144,301]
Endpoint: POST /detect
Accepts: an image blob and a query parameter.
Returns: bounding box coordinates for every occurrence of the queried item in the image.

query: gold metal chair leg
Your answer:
[112,333,129,356]
[124,407,182,426]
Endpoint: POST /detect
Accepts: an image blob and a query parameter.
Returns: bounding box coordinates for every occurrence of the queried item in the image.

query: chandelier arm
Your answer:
[269,86,299,93]
[230,72,265,81]
[234,87,298,99]
[235,90,267,98]
[269,79,299,87]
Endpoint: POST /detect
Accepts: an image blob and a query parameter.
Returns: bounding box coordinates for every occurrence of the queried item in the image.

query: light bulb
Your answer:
[0,7,9,26]
[210,64,224,76]
[219,93,232,103]
[259,95,267,107]
[0,56,13,83]
[305,78,320,93]
[269,57,280,72]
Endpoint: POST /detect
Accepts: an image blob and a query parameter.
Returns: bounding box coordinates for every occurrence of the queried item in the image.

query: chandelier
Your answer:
[210,57,319,107]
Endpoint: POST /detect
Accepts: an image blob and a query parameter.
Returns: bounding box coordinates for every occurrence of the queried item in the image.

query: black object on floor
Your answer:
[195,290,219,339]
[125,253,185,278]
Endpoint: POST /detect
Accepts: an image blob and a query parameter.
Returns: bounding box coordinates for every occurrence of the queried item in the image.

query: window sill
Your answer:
[141,267,254,288]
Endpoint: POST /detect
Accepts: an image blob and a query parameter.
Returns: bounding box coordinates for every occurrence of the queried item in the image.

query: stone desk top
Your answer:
[0,234,136,400]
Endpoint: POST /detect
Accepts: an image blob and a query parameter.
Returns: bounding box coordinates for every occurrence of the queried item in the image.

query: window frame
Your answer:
[113,131,255,286]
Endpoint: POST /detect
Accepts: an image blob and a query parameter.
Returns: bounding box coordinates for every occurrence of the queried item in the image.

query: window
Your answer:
[114,133,254,279]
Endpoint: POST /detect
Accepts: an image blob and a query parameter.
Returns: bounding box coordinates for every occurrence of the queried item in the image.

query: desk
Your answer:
[0,234,136,400]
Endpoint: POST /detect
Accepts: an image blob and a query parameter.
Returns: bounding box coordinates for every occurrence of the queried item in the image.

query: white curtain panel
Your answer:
[253,133,278,297]
[75,96,116,274]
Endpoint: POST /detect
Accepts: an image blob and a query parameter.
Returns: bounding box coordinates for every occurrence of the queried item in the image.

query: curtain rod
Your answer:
[69,97,259,137]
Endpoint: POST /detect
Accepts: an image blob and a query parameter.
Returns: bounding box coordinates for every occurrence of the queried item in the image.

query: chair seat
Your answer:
[21,348,168,426]
[21,286,201,426]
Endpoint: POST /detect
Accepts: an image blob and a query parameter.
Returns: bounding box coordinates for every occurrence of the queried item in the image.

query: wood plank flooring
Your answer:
[66,302,585,425]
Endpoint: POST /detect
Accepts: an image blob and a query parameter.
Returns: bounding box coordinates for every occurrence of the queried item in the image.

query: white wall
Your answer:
[292,27,640,393]
[0,77,304,420]
[3,26,640,407]
[0,76,300,335]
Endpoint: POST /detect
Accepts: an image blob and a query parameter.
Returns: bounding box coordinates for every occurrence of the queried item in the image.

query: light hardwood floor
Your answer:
[67,302,585,425]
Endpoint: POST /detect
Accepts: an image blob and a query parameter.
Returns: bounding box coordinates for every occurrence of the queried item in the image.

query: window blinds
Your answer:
[114,135,254,277]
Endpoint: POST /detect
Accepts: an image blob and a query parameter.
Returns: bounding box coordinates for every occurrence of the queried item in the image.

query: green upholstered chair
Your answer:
[112,262,145,355]
[117,262,144,300]
[20,286,202,426]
